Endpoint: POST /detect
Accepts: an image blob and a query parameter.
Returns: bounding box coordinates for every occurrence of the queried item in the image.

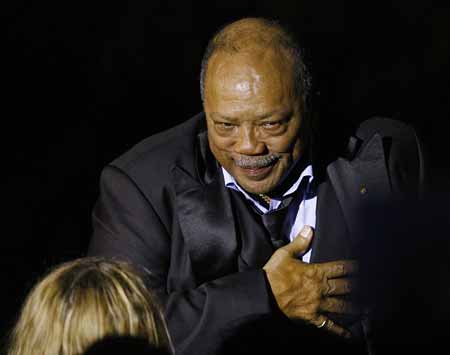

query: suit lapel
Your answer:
[311,180,352,263]
[325,133,391,251]
[171,130,238,284]
[172,165,238,284]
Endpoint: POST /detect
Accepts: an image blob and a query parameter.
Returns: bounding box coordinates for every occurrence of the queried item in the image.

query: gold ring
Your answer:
[317,319,327,328]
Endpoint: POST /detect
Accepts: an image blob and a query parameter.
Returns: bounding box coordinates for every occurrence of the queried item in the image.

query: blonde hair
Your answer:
[7,257,172,355]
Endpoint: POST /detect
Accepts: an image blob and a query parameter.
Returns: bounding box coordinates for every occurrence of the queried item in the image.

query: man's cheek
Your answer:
[213,138,235,152]
[272,138,300,154]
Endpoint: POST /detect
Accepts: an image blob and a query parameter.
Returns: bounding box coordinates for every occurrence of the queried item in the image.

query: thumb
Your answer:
[283,225,314,256]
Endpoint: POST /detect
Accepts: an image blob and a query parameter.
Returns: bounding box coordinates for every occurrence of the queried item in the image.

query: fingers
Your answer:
[323,278,355,296]
[312,315,351,339]
[320,260,359,279]
[282,225,313,257]
[320,297,360,315]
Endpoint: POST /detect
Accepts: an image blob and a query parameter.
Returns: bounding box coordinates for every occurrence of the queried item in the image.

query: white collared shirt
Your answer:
[222,165,317,262]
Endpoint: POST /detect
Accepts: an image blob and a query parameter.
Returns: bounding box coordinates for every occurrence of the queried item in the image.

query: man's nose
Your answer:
[234,126,266,155]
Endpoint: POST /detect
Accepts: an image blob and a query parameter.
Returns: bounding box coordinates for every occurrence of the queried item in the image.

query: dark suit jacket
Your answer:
[88,112,425,354]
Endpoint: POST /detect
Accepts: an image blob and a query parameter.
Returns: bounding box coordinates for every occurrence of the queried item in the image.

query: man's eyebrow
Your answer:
[210,113,238,122]
[210,110,292,121]
[255,109,292,120]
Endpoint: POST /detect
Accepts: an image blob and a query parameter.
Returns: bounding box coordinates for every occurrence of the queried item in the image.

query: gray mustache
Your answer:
[233,154,281,169]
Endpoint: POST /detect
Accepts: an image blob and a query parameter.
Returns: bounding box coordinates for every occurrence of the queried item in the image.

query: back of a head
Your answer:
[83,335,170,355]
[7,257,172,355]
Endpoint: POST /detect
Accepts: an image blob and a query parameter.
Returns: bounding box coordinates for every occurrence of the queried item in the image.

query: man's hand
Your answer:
[263,225,358,338]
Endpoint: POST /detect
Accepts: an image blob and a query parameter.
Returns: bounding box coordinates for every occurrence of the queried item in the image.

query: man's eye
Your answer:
[216,122,235,130]
[261,121,281,130]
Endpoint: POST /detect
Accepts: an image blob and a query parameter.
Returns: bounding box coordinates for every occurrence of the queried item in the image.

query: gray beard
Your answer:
[233,153,281,169]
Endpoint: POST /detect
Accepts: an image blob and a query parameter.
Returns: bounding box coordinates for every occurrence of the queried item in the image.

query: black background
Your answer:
[3,0,450,343]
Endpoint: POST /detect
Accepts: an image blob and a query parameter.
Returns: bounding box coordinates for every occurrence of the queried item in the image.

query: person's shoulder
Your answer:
[355,116,417,142]
[353,116,425,193]
[109,112,206,177]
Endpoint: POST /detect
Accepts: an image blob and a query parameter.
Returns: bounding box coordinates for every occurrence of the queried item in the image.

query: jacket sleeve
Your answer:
[88,165,274,354]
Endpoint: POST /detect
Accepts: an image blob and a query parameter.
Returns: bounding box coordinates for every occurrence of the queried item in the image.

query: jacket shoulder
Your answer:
[355,117,417,141]
[353,116,425,193]
[109,112,206,180]
[349,117,423,162]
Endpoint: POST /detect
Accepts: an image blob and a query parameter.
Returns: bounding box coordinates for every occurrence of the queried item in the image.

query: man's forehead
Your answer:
[215,64,264,97]
[207,52,294,97]
[209,47,292,75]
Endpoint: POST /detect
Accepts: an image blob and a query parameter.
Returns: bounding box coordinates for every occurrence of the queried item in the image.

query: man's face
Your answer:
[204,48,303,195]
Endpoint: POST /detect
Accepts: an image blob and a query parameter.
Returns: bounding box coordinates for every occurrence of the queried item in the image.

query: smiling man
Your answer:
[204,44,304,195]
[88,18,425,355]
